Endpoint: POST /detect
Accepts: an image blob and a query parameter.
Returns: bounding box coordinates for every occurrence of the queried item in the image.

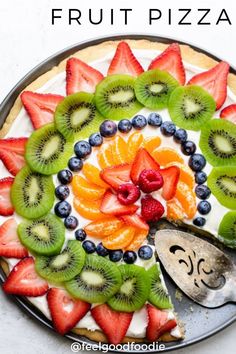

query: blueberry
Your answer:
[74,141,91,159]
[89,133,103,147]
[55,185,70,200]
[195,171,207,185]
[75,229,87,241]
[197,201,211,215]
[109,249,123,262]
[68,157,83,172]
[138,245,153,260]
[189,154,206,172]
[181,141,196,156]
[99,120,117,138]
[96,242,109,257]
[160,121,176,136]
[54,201,71,218]
[132,115,147,130]
[193,217,206,227]
[118,119,132,133]
[57,169,73,185]
[123,251,137,264]
[82,240,96,254]
[64,216,78,230]
[195,185,211,200]
[174,129,188,143]
[148,113,162,127]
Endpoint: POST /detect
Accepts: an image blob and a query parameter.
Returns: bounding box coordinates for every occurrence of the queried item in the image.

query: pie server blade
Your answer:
[155,229,236,308]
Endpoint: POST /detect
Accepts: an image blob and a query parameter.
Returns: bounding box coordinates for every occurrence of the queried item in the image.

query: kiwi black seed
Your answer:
[147,264,172,309]
[25,123,73,175]
[11,166,54,219]
[200,119,236,166]
[218,211,236,248]
[168,85,216,131]
[35,240,85,282]
[55,92,104,141]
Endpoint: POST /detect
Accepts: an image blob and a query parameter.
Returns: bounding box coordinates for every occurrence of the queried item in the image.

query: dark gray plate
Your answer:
[0,34,236,352]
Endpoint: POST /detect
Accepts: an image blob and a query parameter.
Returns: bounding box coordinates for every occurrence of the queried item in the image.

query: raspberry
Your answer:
[141,195,165,222]
[117,183,141,205]
[139,169,164,193]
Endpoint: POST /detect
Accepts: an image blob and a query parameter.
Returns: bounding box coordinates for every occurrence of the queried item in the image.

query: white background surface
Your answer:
[0,0,236,353]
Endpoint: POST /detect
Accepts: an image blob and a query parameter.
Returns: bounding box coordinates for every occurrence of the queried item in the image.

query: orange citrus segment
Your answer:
[73,198,105,220]
[102,226,136,250]
[167,198,185,220]
[84,217,123,238]
[152,147,184,166]
[166,162,195,189]
[125,229,149,251]
[112,135,128,164]
[97,143,115,169]
[175,181,197,219]
[72,175,106,201]
[127,132,144,162]
[143,136,161,154]
[83,163,109,188]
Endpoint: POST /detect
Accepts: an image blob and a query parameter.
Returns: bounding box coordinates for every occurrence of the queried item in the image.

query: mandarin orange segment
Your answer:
[83,163,109,188]
[143,136,161,154]
[175,181,197,219]
[97,143,115,169]
[166,162,195,189]
[102,226,136,250]
[125,229,149,251]
[72,175,106,201]
[84,217,123,238]
[167,198,185,220]
[127,132,144,162]
[112,135,128,164]
[152,147,184,166]
[73,197,105,220]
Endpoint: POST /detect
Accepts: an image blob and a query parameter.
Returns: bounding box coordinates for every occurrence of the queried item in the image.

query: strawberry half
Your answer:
[0,218,28,258]
[107,41,144,76]
[66,57,104,95]
[148,43,186,85]
[130,148,160,185]
[100,163,131,191]
[220,104,236,124]
[91,304,133,344]
[3,257,48,296]
[188,61,230,110]
[0,177,14,216]
[121,214,149,231]
[47,288,91,335]
[160,166,180,201]
[100,190,138,217]
[146,304,177,341]
[21,91,64,129]
[0,137,28,175]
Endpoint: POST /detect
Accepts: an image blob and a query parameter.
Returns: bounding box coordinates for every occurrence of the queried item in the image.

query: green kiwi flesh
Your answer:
[218,211,236,248]
[147,264,172,309]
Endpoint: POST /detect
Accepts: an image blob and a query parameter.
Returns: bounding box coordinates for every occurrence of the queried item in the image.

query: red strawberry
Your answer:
[139,169,164,193]
[146,304,177,341]
[0,137,28,176]
[121,214,149,231]
[47,288,90,335]
[100,190,138,217]
[188,61,230,110]
[141,195,164,222]
[117,183,140,205]
[130,148,160,185]
[108,41,144,76]
[0,177,14,216]
[21,91,64,129]
[0,218,28,258]
[100,163,131,191]
[91,304,133,344]
[220,104,236,123]
[160,166,180,201]
[3,257,48,296]
[148,43,186,85]
[66,57,104,95]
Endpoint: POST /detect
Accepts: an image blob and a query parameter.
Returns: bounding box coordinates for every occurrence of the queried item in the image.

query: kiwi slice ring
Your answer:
[218,211,236,249]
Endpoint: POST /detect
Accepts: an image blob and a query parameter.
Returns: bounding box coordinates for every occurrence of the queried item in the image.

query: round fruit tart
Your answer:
[0,39,236,345]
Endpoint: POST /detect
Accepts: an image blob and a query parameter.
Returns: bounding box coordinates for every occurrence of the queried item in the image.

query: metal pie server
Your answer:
[155,229,236,308]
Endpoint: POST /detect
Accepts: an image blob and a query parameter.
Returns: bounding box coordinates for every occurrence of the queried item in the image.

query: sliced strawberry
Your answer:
[91,304,133,344]
[148,43,186,85]
[0,137,28,175]
[121,214,149,231]
[3,257,48,296]
[188,61,230,110]
[220,104,236,123]
[130,148,160,185]
[100,190,138,217]
[160,166,180,201]
[100,163,131,191]
[0,218,28,258]
[146,304,177,341]
[0,177,14,216]
[21,91,64,129]
[66,57,104,95]
[108,41,144,76]
[47,288,90,335]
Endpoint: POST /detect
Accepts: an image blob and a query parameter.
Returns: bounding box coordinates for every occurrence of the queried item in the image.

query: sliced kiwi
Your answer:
[135,69,179,110]
[107,264,150,312]
[218,211,236,248]
[168,85,216,131]
[200,119,236,166]
[147,264,172,309]
[95,74,142,119]
[55,92,104,140]
[25,123,73,175]
[35,240,85,282]
[208,166,236,209]
[11,166,54,219]
[18,213,65,256]
[65,254,122,303]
